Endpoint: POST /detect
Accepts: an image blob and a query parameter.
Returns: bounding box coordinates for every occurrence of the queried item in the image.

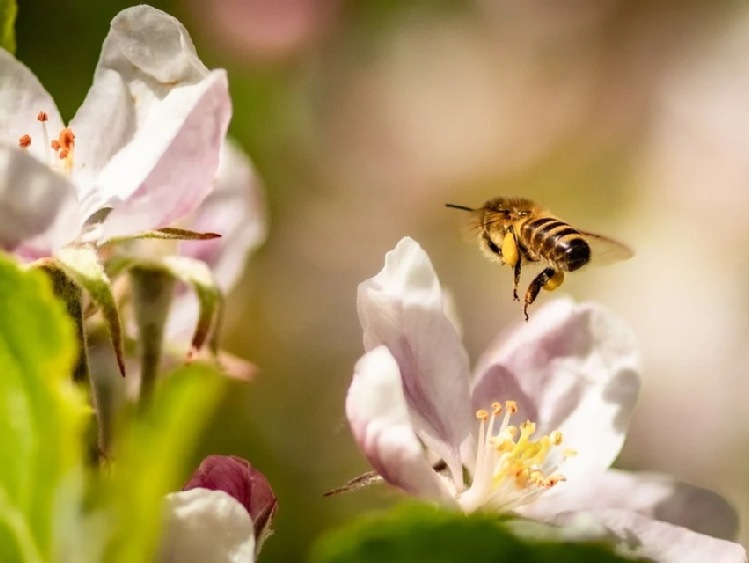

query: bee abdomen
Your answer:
[558,236,590,271]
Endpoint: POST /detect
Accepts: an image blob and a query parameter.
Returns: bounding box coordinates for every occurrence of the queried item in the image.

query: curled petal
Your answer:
[88,70,231,239]
[346,346,456,505]
[472,300,640,483]
[548,509,747,563]
[160,488,255,563]
[357,237,472,483]
[0,143,79,254]
[70,5,232,237]
[519,469,739,541]
[0,50,65,165]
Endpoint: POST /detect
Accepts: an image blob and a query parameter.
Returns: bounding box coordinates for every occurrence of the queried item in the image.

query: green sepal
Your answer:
[0,0,16,54]
[101,228,221,247]
[33,259,89,384]
[160,256,223,352]
[311,503,643,563]
[99,363,224,563]
[0,252,87,561]
[57,245,126,377]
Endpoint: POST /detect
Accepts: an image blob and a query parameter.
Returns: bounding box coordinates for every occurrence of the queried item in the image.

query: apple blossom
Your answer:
[160,455,277,563]
[346,236,746,563]
[0,5,231,259]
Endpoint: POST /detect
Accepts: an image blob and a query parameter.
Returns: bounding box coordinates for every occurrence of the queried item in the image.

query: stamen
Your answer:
[18,134,31,149]
[459,399,576,514]
[37,111,48,122]
[38,111,51,166]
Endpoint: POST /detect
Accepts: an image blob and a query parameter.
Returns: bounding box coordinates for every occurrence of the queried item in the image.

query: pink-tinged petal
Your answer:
[90,70,231,239]
[548,509,747,563]
[472,300,640,482]
[0,143,79,254]
[70,5,211,183]
[519,469,739,541]
[166,140,266,342]
[179,139,266,290]
[0,50,65,165]
[184,455,277,550]
[159,488,255,563]
[357,237,472,482]
[346,346,456,505]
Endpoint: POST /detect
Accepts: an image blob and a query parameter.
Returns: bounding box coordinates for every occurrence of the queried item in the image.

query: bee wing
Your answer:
[579,231,634,265]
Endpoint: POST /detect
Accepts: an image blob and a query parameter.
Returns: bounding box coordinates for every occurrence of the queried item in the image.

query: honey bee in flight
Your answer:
[446,198,633,320]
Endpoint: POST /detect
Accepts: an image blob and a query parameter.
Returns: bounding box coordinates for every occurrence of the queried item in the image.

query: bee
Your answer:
[446,198,633,320]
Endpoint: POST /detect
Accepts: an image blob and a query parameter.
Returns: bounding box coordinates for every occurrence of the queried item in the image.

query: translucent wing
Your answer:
[579,231,634,266]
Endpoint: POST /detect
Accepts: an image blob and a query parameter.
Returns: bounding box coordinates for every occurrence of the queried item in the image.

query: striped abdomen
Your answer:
[517,216,591,272]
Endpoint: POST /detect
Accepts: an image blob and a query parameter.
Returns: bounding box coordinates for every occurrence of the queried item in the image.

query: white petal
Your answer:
[159,488,255,563]
[357,237,472,481]
[70,5,210,181]
[471,300,640,484]
[0,49,65,165]
[69,6,232,236]
[0,143,79,254]
[346,346,456,504]
[548,509,747,563]
[519,469,739,541]
[166,140,266,343]
[90,70,231,238]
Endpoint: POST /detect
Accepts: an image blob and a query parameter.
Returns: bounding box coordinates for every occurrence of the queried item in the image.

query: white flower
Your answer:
[0,5,231,258]
[347,236,746,563]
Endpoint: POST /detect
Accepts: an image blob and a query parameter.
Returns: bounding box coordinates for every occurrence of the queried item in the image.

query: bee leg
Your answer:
[512,259,522,301]
[523,267,558,321]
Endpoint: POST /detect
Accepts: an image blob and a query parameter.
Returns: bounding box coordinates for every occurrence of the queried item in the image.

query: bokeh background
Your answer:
[16,0,749,559]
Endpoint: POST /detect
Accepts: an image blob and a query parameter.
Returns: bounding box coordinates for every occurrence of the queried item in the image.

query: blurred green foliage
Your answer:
[0,0,15,53]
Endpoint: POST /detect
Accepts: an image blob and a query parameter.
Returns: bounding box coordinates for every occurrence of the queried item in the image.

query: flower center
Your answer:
[17,111,76,173]
[457,400,576,513]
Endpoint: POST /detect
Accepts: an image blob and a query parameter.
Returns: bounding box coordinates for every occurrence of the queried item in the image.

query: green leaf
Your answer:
[0,252,86,561]
[101,363,224,563]
[57,245,126,377]
[311,504,641,563]
[0,0,16,54]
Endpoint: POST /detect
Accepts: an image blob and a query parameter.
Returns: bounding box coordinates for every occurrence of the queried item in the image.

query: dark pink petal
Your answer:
[519,469,739,541]
[346,346,457,504]
[548,509,747,563]
[184,455,277,546]
[357,237,472,483]
[472,299,640,483]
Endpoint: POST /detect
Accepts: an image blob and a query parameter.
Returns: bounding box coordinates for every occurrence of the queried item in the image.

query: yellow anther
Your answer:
[520,420,535,435]
[505,401,518,414]
[563,448,578,457]
[550,431,563,446]
[491,401,502,414]
[476,409,489,421]
[18,134,31,148]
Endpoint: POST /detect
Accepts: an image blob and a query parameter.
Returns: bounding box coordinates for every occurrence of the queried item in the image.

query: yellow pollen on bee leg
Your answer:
[543,270,565,292]
[501,232,519,267]
[18,134,31,148]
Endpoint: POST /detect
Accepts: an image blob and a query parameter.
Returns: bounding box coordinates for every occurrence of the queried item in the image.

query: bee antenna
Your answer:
[445,203,474,212]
